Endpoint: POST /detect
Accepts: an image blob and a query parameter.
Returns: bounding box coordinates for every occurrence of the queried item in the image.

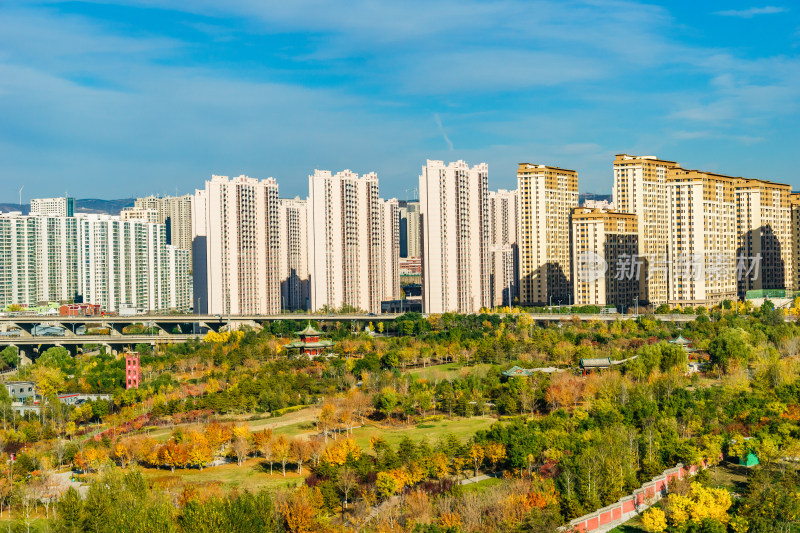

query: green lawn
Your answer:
[405,363,493,382]
[349,415,496,449]
[461,476,502,493]
[141,456,305,493]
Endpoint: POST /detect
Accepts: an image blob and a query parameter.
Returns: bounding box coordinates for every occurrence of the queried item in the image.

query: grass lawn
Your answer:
[405,363,493,382]
[146,406,321,442]
[461,476,502,493]
[608,513,647,532]
[141,455,305,493]
[349,415,496,449]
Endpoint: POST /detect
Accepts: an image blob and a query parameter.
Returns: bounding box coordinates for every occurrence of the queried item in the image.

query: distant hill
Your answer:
[0,198,135,216]
[579,193,612,203]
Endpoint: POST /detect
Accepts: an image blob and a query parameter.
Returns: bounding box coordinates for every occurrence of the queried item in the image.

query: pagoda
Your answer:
[669,335,696,354]
[285,325,334,358]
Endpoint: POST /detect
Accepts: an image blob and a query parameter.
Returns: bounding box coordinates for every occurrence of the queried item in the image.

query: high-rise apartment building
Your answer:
[419,160,490,314]
[379,198,401,302]
[517,164,578,306]
[0,214,78,305]
[488,189,518,307]
[120,207,159,223]
[307,170,395,313]
[666,169,737,307]
[193,175,281,315]
[735,178,792,297]
[0,213,189,312]
[571,207,638,309]
[130,195,193,255]
[400,201,421,258]
[30,197,74,217]
[279,197,309,311]
[792,193,800,291]
[612,154,681,305]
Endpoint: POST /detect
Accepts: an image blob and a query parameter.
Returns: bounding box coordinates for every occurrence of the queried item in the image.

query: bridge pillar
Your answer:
[12,322,34,337]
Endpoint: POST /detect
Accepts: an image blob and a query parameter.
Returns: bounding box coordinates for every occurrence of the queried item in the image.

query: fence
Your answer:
[563,460,709,532]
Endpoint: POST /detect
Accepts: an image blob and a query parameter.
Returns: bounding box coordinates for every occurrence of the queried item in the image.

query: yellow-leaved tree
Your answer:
[642,507,667,532]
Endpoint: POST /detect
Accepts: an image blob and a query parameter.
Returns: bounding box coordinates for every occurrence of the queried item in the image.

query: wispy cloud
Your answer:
[715,6,788,18]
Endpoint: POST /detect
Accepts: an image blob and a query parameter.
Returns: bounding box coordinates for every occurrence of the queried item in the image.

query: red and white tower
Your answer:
[125,352,141,389]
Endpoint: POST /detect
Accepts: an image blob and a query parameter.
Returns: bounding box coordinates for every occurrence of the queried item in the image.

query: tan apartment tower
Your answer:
[572,208,639,310]
[419,160,490,314]
[792,193,800,291]
[735,178,792,297]
[517,164,578,306]
[488,189,519,307]
[307,170,394,314]
[612,154,681,306]
[279,197,310,311]
[666,169,737,307]
[192,175,281,315]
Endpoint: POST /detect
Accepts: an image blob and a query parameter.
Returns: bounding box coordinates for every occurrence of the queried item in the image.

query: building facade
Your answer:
[419,160,490,314]
[488,189,519,307]
[400,201,421,258]
[379,198,402,302]
[612,154,681,306]
[193,175,282,315]
[130,195,193,257]
[307,170,393,313]
[666,169,737,307]
[30,197,74,217]
[517,164,578,306]
[735,179,792,297]
[571,208,638,309]
[279,197,310,311]
[0,213,189,312]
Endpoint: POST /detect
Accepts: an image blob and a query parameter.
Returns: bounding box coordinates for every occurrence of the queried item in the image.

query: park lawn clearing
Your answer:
[406,363,493,382]
[350,415,496,449]
[461,476,502,493]
[141,456,305,493]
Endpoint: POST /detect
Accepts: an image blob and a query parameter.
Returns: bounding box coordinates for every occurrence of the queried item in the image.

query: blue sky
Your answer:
[0,1,798,202]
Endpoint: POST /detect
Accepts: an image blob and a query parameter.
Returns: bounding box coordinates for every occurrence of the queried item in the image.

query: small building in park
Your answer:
[669,334,697,354]
[285,325,334,358]
[579,357,611,375]
[125,352,141,389]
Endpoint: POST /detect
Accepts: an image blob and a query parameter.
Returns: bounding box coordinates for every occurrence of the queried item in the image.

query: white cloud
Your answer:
[715,6,788,18]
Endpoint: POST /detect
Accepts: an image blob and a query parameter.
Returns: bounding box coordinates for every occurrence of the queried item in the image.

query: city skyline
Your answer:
[2,1,800,202]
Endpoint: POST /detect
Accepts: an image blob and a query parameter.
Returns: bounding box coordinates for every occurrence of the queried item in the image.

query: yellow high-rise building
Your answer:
[612,154,681,306]
[666,169,737,307]
[517,164,578,306]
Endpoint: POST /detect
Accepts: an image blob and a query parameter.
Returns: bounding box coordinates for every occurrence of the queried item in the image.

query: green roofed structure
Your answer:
[284,325,334,358]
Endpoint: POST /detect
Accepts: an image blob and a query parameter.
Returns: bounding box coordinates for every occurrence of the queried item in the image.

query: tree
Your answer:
[468,444,484,477]
[231,436,250,467]
[337,466,358,510]
[274,435,291,476]
[376,471,398,500]
[54,487,84,533]
[290,438,310,475]
[642,507,667,532]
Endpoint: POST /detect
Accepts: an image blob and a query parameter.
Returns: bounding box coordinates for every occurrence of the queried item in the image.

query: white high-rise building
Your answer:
[0,212,189,312]
[379,198,401,302]
[120,207,159,224]
[419,160,490,314]
[279,197,310,311]
[193,175,282,315]
[488,189,518,307]
[30,197,74,217]
[400,201,421,258]
[130,194,194,256]
[307,169,394,313]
